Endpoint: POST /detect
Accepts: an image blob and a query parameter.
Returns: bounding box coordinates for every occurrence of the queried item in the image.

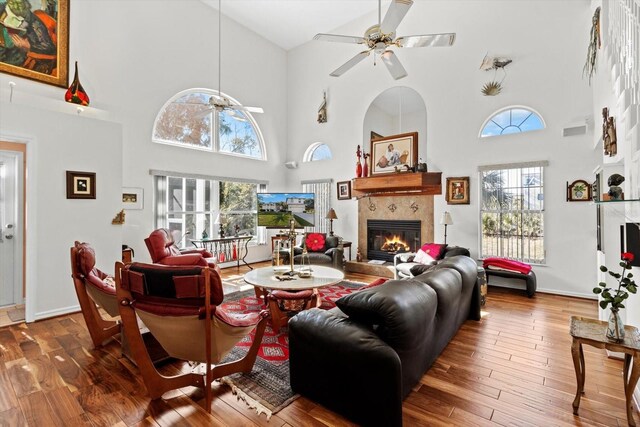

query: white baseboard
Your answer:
[488,283,596,300]
[33,304,80,322]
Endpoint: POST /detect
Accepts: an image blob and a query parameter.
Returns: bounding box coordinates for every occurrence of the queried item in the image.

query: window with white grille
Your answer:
[302,180,332,234]
[479,162,546,263]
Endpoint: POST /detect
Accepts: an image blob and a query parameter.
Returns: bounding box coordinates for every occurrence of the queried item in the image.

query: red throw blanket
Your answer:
[483,257,532,274]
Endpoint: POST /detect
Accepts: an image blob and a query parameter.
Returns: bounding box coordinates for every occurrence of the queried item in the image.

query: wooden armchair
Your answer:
[115,262,269,411]
[70,241,121,347]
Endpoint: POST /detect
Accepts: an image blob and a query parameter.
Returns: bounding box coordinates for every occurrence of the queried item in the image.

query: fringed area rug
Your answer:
[219,280,364,418]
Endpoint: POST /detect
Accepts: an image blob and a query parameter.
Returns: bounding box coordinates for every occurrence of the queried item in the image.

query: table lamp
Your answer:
[440,211,453,244]
[326,208,338,236]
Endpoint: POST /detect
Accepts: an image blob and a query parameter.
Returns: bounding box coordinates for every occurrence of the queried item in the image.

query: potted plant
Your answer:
[593,252,637,341]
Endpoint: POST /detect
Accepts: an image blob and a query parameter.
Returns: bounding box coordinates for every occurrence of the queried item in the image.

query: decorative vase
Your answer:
[606,308,625,342]
[356,160,362,178]
[362,156,369,177]
[65,61,90,106]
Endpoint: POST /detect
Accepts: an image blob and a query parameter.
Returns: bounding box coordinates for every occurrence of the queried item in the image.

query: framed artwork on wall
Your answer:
[122,187,143,209]
[0,0,70,87]
[446,177,470,205]
[66,171,96,199]
[566,180,592,202]
[337,181,351,200]
[370,132,418,176]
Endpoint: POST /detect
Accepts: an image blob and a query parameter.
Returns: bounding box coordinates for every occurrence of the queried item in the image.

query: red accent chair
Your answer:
[70,241,121,347]
[115,262,269,411]
[144,228,219,271]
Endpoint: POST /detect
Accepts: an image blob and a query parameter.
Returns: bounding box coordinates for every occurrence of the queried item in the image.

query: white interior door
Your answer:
[0,153,19,307]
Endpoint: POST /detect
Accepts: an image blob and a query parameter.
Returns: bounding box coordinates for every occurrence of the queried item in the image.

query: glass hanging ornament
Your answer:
[65,61,90,106]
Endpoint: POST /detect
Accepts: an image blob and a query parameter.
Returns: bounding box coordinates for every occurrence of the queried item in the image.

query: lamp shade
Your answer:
[440,211,453,225]
[326,208,338,220]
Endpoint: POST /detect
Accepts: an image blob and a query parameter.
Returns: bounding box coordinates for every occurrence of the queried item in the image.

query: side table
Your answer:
[570,316,640,426]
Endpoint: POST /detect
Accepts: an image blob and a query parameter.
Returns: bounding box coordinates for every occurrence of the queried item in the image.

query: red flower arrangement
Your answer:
[306,233,326,252]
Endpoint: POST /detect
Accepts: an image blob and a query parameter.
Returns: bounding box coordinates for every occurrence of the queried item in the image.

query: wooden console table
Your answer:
[190,235,253,269]
[570,316,640,426]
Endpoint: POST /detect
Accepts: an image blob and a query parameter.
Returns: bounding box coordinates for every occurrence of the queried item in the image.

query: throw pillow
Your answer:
[421,243,448,260]
[413,249,436,265]
[305,233,326,252]
[359,277,389,291]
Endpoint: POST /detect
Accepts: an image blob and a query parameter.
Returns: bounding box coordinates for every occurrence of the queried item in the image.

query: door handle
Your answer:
[5,235,13,239]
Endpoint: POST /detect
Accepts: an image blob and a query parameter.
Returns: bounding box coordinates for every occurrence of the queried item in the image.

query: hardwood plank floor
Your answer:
[0,262,636,426]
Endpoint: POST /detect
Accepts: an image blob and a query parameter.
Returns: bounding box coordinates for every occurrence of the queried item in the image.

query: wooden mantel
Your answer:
[352,172,442,197]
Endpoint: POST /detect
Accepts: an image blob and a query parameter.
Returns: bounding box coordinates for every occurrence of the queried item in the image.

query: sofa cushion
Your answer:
[410,263,436,276]
[421,243,448,260]
[305,233,326,252]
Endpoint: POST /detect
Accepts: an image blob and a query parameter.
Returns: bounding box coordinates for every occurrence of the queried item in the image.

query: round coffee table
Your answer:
[244,265,345,330]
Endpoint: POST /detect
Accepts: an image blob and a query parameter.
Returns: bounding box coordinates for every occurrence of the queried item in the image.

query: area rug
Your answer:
[219,280,365,418]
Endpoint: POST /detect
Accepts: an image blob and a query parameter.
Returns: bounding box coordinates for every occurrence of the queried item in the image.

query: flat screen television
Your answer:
[257,193,315,228]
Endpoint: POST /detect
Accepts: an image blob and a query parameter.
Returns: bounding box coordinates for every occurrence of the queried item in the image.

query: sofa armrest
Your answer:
[394,252,416,266]
[289,309,403,427]
[179,248,213,258]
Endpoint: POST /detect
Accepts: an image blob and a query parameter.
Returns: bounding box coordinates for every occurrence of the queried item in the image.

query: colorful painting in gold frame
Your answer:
[0,0,69,87]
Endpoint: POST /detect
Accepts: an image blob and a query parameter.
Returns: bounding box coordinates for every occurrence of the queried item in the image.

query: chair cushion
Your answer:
[74,241,96,276]
[305,233,327,252]
[146,229,173,262]
[410,263,436,276]
[420,243,448,260]
[396,262,420,277]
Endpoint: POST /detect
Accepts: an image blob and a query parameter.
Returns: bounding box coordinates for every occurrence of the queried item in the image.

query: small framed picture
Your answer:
[446,177,470,205]
[567,180,592,202]
[122,187,144,209]
[337,181,352,200]
[66,171,96,199]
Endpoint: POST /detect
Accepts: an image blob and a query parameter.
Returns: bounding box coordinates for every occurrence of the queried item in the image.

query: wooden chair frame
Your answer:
[115,262,268,412]
[70,246,120,347]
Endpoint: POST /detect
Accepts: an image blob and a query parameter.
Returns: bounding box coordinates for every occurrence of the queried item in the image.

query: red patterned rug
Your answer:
[219,280,364,418]
[220,281,364,364]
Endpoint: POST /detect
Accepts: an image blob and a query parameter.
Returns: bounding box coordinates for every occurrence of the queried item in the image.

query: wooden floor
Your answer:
[0,262,636,426]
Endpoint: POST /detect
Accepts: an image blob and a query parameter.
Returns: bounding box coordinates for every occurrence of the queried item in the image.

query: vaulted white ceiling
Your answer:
[201,0,390,51]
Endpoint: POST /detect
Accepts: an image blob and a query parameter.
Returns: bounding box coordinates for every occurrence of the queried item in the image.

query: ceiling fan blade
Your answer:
[396,33,456,48]
[330,50,371,77]
[195,107,214,119]
[381,50,408,80]
[232,105,264,114]
[380,0,413,35]
[313,33,367,44]
[226,110,248,122]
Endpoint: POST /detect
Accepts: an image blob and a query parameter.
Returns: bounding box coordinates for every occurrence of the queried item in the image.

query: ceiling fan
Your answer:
[191,0,263,120]
[313,0,455,80]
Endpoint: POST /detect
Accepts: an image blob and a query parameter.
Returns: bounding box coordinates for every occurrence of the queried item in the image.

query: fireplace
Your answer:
[367,220,421,262]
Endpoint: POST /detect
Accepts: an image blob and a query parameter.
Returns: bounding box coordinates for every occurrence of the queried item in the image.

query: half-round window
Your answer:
[303,142,332,162]
[480,106,545,138]
[152,88,265,160]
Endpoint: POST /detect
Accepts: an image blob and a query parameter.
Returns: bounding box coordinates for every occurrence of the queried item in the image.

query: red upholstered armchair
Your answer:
[145,228,218,270]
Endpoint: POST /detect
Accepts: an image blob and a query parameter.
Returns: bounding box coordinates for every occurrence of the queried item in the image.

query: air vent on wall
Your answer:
[562,124,588,137]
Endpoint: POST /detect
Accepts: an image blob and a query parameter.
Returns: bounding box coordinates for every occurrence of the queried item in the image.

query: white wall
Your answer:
[286,0,599,297]
[0,0,289,317]
[0,102,123,321]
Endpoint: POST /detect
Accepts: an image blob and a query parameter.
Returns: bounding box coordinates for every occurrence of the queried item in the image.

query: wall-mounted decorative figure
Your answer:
[112,210,125,225]
[317,91,327,123]
[480,53,512,96]
[607,174,625,201]
[583,7,601,85]
[602,107,617,157]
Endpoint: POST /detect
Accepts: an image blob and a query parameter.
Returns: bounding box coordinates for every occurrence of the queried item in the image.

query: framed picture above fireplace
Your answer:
[370,132,418,176]
[446,177,470,205]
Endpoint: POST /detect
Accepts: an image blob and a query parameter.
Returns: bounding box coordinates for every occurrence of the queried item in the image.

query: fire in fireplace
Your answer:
[367,220,421,262]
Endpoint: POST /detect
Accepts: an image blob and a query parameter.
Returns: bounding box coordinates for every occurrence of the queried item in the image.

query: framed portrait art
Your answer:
[66,171,96,199]
[370,132,418,176]
[0,0,70,87]
[337,181,352,200]
[122,187,144,209]
[446,177,470,205]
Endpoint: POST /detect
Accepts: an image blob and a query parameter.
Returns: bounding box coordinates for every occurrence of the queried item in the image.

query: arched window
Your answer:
[152,88,265,160]
[303,142,332,162]
[480,106,545,138]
